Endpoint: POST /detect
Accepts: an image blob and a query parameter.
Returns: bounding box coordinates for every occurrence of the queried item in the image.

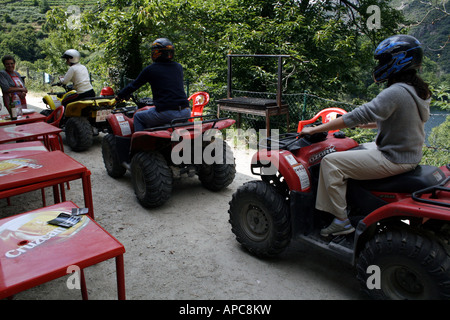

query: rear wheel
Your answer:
[357,229,450,300]
[229,180,291,258]
[131,151,173,208]
[65,117,93,151]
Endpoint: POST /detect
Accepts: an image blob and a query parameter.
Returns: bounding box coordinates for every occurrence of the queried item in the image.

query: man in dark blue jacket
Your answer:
[117,38,190,131]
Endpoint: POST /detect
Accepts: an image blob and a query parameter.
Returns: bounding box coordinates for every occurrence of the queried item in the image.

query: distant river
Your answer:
[425,107,449,146]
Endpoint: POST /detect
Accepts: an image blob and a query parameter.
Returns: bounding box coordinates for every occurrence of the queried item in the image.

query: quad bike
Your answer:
[42,83,118,151]
[228,108,450,300]
[101,102,237,208]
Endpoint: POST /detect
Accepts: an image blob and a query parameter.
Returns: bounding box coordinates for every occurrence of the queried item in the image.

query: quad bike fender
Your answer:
[42,94,61,110]
[62,90,77,100]
[251,149,311,192]
[352,173,450,264]
[362,165,450,228]
[441,163,450,176]
[65,100,95,117]
[133,118,236,142]
[362,166,450,227]
[133,130,172,140]
[212,118,236,131]
[362,196,450,228]
[130,130,172,154]
[107,113,134,137]
[171,119,236,138]
[65,97,114,118]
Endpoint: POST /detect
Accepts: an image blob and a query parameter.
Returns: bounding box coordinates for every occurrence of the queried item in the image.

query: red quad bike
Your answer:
[102,102,237,208]
[228,108,450,300]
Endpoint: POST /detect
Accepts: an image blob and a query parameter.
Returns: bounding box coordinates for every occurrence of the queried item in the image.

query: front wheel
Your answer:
[357,229,450,300]
[228,180,291,258]
[198,138,236,191]
[102,134,126,178]
[131,151,173,208]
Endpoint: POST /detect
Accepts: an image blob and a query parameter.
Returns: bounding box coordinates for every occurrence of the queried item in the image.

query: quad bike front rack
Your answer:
[258,131,328,152]
[144,114,231,132]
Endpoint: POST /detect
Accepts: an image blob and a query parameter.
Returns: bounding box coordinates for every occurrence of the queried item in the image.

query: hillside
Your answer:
[391,0,450,73]
[0,0,97,34]
[0,0,448,73]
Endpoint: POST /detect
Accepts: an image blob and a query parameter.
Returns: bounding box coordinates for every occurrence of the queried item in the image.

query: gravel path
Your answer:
[0,92,363,300]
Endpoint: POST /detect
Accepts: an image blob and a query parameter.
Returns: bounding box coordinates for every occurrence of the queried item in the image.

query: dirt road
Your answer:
[0,92,364,300]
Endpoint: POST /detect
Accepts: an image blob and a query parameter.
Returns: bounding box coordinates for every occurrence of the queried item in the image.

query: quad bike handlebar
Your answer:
[116,93,154,108]
[297,107,347,133]
[47,82,74,95]
[51,82,75,91]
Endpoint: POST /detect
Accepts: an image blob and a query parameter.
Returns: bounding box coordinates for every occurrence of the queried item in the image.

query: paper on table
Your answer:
[47,213,81,228]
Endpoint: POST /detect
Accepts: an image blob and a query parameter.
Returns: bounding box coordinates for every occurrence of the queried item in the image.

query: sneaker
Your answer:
[320,218,355,237]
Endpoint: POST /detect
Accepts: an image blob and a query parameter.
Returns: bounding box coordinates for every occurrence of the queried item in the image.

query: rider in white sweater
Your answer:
[60,49,95,106]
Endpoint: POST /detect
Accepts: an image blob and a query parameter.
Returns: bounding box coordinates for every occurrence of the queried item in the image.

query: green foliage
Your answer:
[421,116,450,166]
[4,13,14,24]
[70,0,409,99]
[0,0,448,114]
[40,0,50,14]
[399,0,450,73]
[428,115,450,150]
[421,147,450,167]
[0,25,45,62]
[342,127,377,144]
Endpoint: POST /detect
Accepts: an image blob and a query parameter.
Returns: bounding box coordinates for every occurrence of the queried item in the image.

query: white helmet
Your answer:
[61,49,80,64]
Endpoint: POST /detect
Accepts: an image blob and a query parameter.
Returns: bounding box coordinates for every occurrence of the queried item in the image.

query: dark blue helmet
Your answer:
[151,38,174,62]
[373,35,423,83]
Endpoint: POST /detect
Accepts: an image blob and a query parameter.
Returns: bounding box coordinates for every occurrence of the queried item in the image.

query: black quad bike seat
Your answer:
[353,165,446,193]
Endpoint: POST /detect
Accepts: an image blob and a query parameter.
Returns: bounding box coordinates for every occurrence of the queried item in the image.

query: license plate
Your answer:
[96,109,112,122]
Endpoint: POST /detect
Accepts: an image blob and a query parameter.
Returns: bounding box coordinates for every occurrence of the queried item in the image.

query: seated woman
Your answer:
[0,55,28,113]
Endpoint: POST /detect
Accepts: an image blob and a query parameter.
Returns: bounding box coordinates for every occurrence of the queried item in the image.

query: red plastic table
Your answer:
[0,111,46,127]
[0,201,126,300]
[0,121,62,151]
[0,141,48,160]
[0,151,94,218]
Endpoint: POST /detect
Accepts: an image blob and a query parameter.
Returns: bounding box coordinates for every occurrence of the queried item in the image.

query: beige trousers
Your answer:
[316,146,417,220]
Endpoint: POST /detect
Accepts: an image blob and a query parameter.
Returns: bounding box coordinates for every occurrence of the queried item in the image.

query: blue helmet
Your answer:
[373,35,423,83]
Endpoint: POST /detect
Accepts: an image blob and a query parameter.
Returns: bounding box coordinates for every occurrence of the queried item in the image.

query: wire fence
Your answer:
[17,68,114,97]
[20,68,449,155]
[213,89,358,133]
[208,89,449,143]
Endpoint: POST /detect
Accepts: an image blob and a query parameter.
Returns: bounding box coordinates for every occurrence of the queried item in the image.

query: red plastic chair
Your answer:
[297,107,347,134]
[40,106,67,204]
[22,106,64,151]
[46,105,65,127]
[44,106,65,151]
[188,92,210,122]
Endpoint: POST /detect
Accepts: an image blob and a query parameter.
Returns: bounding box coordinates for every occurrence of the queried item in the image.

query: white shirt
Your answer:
[61,63,93,93]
